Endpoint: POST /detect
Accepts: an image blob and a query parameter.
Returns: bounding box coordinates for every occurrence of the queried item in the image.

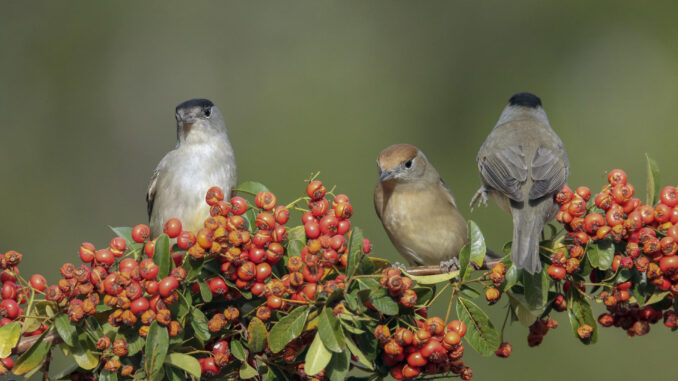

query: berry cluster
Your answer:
[552,169,678,337]
[375,319,472,380]
[379,268,417,307]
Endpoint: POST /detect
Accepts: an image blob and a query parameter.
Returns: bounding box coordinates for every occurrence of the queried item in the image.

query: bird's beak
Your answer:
[379,170,396,182]
[180,115,199,125]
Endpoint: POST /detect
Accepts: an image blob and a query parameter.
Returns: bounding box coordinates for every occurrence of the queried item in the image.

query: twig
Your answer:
[14,330,61,355]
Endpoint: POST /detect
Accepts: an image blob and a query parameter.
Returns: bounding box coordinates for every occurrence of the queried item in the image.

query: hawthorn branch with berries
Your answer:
[0,158,676,380]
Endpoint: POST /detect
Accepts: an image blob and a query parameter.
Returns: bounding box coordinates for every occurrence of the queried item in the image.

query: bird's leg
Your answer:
[470,186,489,211]
[439,258,461,273]
[391,262,408,271]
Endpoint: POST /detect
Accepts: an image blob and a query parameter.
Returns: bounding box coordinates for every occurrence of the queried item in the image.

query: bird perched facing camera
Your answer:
[472,92,569,274]
[147,98,238,238]
[374,144,468,270]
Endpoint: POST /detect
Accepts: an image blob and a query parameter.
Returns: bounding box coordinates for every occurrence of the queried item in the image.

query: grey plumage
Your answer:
[472,93,569,274]
[147,99,237,237]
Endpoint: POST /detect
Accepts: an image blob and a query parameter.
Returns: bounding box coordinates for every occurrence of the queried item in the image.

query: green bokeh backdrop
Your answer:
[1,1,677,379]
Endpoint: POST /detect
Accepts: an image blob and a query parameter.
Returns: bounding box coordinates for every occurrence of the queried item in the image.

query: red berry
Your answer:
[144,241,156,258]
[407,351,427,367]
[205,186,225,206]
[307,181,327,200]
[119,258,139,274]
[95,249,115,267]
[110,237,127,257]
[660,186,678,207]
[255,191,277,211]
[29,274,47,292]
[208,277,228,295]
[177,231,197,250]
[575,186,591,201]
[255,263,272,282]
[660,255,678,273]
[164,218,182,238]
[230,196,248,216]
[130,297,150,315]
[608,169,627,186]
[267,295,283,309]
[158,276,179,297]
[200,357,220,377]
[304,221,321,239]
[447,320,466,337]
[139,259,159,280]
[0,299,19,319]
[547,265,566,280]
[132,224,151,243]
[79,242,96,263]
[237,262,256,281]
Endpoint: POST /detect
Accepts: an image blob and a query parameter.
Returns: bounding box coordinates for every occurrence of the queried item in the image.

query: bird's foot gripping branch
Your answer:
[0,160,677,380]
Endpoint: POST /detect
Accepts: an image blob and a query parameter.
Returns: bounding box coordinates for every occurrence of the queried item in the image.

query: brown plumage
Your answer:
[374,144,468,267]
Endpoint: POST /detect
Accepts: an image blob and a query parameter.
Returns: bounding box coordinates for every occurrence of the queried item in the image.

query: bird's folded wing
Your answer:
[478,146,527,202]
[528,146,568,200]
[146,168,160,218]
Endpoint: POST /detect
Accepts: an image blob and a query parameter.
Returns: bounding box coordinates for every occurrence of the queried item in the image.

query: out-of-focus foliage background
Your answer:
[1,1,677,379]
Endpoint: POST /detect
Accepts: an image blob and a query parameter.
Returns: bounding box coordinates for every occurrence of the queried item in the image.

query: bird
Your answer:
[374,144,469,270]
[147,98,238,238]
[471,92,569,274]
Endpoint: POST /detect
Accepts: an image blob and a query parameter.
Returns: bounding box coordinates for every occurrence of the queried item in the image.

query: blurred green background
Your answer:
[1,1,677,379]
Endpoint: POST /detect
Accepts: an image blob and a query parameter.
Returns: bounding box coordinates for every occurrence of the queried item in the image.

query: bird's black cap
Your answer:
[176,98,214,112]
[508,93,541,108]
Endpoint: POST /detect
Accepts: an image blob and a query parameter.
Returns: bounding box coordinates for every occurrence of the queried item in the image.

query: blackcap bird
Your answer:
[374,144,468,270]
[472,93,569,274]
[147,98,238,237]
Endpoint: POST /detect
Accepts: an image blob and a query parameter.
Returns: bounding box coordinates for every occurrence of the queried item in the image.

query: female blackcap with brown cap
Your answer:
[374,144,468,270]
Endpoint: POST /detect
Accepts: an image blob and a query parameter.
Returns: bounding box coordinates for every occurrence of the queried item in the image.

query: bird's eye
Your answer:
[405,160,413,168]
[204,107,212,117]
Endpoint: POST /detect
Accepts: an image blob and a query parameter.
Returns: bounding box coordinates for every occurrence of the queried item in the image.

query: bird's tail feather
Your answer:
[511,208,543,274]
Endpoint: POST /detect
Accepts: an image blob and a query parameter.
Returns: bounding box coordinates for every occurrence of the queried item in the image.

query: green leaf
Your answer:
[247,317,267,353]
[645,153,660,206]
[458,245,471,280]
[240,362,259,379]
[305,334,332,376]
[467,220,487,268]
[643,291,670,307]
[587,240,614,270]
[144,322,169,380]
[286,225,306,258]
[345,336,374,370]
[199,281,213,303]
[455,297,500,356]
[327,349,351,381]
[522,268,549,309]
[230,339,247,361]
[190,308,211,342]
[13,329,52,375]
[234,181,271,195]
[0,322,21,358]
[184,258,204,282]
[154,234,171,279]
[318,307,345,353]
[109,226,135,247]
[567,288,597,344]
[347,227,370,277]
[164,353,202,379]
[268,305,310,353]
[52,362,80,380]
[72,331,99,370]
[507,291,543,327]
[368,288,399,315]
[99,370,119,381]
[412,286,434,305]
[401,267,460,285]
[54,313,77,346]
[164,366,183,381]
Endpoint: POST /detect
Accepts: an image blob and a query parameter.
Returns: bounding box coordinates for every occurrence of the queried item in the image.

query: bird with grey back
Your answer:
[147,99,238,238]
[471,93,569,274]
[374,144,469,270]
